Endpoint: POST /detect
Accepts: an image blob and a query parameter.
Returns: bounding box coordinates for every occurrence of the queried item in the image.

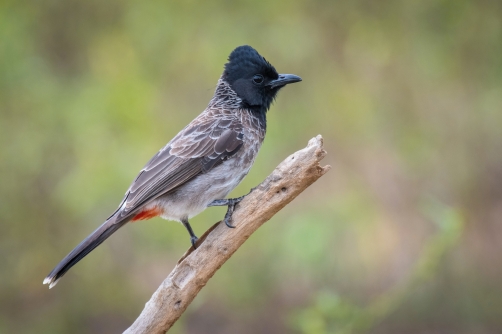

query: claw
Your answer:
[191,236,199,248]
[224,203,236,228]
[224,196,244,228]
[208,194,246,229]
[182,218,199,248]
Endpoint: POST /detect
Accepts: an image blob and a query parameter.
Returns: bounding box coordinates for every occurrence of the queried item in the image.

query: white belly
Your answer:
[151,159,251,222]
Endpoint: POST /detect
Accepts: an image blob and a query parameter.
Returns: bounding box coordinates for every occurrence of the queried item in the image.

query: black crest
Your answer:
[224,45,278,84]
[223,45,280,112]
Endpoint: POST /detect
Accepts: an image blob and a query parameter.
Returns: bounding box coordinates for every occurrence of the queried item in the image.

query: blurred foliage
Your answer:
[1,0,502,333]
[290,202,465,334]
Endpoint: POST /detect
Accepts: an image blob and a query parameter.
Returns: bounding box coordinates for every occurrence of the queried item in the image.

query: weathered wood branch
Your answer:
[124,135,331,334]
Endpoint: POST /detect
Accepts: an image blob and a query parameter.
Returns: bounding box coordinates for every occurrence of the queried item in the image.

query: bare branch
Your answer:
[124,135,331,334]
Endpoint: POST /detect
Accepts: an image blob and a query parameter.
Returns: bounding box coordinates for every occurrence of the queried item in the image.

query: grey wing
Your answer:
[114,114,244,220]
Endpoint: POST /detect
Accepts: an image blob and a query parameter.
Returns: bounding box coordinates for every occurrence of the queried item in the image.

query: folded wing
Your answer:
[116,113,244,220]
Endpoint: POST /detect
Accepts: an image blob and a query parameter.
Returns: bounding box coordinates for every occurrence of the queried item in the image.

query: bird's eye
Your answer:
[252,74,264,85]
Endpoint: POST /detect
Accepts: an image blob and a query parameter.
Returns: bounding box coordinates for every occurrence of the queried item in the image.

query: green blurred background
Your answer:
[1,0,502,333]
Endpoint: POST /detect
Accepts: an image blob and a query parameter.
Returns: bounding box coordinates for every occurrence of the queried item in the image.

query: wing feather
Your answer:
[116,111,244,219]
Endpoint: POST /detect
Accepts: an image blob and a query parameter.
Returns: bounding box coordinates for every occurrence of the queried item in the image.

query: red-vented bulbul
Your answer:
[44,45,301,288]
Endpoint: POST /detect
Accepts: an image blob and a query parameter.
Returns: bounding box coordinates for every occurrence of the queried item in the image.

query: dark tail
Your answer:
[43,214,130,288]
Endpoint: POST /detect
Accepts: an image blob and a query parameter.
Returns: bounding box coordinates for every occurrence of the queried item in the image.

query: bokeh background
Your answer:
[1,0,502,333]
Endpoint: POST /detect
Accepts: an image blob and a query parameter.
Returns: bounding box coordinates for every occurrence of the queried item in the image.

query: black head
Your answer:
[223,45,301,112]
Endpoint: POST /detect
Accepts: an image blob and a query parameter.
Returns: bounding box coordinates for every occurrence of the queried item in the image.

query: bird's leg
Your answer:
[181,218,198,248]
[208,194,248,228]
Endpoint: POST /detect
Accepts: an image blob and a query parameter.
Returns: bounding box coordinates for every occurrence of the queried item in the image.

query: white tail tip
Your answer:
[43,276,60,289]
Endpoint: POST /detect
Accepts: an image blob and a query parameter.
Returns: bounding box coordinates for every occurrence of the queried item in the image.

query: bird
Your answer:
[43,45,302,288]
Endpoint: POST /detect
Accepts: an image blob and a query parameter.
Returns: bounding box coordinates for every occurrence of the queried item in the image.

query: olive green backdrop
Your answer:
[1,0,501,333]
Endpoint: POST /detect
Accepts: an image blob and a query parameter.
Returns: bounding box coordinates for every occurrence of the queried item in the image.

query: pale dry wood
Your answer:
[124,135,331,334]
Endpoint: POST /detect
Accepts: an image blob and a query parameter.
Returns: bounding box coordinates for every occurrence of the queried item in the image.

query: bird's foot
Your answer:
[223,197,244,228]
[207,199,230,207]
[208,195,246,228]
[190,235,199,248]
[181,218,199,249]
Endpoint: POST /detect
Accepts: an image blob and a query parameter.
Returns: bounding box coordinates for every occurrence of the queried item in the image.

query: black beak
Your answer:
[268,74,302,89]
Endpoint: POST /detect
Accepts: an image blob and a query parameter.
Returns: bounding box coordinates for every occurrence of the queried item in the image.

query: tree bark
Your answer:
[124,135,331,334]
